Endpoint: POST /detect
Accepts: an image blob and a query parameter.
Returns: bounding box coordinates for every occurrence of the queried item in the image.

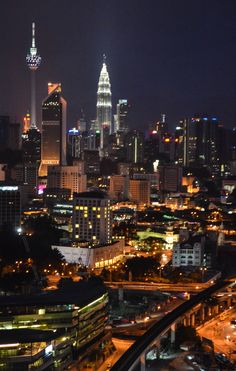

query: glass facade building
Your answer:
[39,83,67,177]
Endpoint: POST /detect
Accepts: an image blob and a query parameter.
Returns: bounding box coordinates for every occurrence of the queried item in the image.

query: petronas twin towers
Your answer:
[96,55,112,155]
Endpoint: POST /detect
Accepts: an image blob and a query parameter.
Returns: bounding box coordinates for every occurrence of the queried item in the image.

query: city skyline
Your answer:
[1,1,236,131]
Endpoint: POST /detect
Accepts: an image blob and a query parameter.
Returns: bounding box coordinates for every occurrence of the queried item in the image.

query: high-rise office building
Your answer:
[175,118,189,166]
[96,55,112,154]
[8,122,22,150]
[125,130,144,163]
[68,128,83,159]
[82,150,100,174]
[11,163,38,197]
[159,165,182,192]
[109,175,128,200]
[129,179,150,207]
[47,164,87,196]
[22,128,41,163]
[0,184,21,231]
[192,115,218,168]
[39,83,67,177]
[26,22,41,129]
[23,113,31,133]
[73,191,112,245]
[115,99,130,133]
[0,116,10,151]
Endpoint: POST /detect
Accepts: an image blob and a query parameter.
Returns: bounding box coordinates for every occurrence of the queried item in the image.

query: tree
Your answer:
[23,216,64,269]
[0,271,36,294]
[125,256,160,279]
[57,277,74,290]
[175,325,200,347]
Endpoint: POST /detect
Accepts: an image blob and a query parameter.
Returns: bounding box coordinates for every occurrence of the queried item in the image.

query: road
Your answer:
[111,297,185,338]
[198,307,236,359]
[98,338,134,371]
[106,281,210,293]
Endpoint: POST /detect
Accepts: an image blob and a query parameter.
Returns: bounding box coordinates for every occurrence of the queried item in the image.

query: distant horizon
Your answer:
[1,1,236,130]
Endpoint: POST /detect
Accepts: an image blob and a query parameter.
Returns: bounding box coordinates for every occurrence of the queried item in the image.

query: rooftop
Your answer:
[0,329,60,344]
[74,191,109,199]
[0,281,107,307]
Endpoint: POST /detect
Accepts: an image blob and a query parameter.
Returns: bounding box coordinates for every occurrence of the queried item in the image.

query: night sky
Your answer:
[1,0,236,130]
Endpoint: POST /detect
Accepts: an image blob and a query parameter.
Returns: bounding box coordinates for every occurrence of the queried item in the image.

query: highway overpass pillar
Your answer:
[170,323,176,344]
[118,287,124,301]
[191,313,195,327]
[200,305,205,322]
[140,352,146,371]
[186,314,191,326]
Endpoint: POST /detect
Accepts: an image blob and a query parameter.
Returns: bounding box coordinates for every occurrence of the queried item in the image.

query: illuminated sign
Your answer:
[68,128,79,134]
[45,344,53,356]
[0,186,18,191]
[38,184,46,195]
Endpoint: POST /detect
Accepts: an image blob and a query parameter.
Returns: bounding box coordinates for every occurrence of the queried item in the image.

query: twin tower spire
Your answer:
[96,54,112,154]
[26,22,112,154]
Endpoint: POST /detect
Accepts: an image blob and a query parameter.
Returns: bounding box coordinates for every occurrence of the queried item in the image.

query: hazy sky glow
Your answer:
[1,0,236,130]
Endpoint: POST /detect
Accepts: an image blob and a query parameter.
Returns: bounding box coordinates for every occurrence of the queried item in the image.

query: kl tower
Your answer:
[26,22,41,129]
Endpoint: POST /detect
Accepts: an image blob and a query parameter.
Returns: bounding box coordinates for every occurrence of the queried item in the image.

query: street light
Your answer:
[158,265,164,278]
[200,267,207,282]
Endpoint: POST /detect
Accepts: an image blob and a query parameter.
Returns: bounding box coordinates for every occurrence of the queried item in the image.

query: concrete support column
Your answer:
[191,313,195,327]
[200,305,205,322]
[186,314,191,326]
[140,352,146,371]
[118,287,124,301]
[171,323,176,344]
[207,307,211,317]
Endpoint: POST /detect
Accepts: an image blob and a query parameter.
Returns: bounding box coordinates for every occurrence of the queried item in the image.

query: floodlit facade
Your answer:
[96,56,112,153]
[39,83,67,177]
[172,235,205,267]
[52,239,125,269]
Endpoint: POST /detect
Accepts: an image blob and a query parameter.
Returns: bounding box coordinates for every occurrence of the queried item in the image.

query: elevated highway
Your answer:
[106,280,212,293]
[110,280,234,371]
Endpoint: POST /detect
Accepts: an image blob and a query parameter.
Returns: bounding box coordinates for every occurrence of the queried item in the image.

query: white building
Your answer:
[172,235,205,267]
[52,240,125,269]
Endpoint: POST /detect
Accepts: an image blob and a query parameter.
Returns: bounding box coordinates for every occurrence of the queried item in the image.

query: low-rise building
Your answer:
[0,281,108,370]
[52,239,125,269]
[172,235,205,267]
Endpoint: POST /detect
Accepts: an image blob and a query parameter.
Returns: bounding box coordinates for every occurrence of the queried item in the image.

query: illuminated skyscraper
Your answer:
[26,22,41,129]
[115,99,130,133]
[125,130,144,163]
[96,55,112,154]
[39,83,67,177]
[73,191,112,244]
